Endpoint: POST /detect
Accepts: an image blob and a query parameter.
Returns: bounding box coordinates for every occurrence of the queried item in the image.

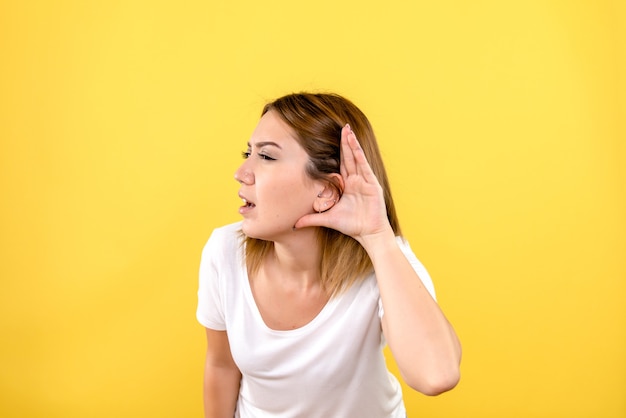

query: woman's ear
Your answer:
[313,174,343,213]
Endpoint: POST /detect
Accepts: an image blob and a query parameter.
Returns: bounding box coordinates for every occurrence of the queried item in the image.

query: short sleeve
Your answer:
[377,236,437,319]
[196,231,227,331]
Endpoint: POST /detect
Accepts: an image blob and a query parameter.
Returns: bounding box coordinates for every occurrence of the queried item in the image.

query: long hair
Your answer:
[244,92,401,296]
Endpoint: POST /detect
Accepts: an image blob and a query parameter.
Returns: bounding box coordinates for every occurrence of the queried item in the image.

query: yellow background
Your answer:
[1,1,624,417]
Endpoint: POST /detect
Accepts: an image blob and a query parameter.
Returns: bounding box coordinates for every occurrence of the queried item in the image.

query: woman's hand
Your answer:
[294,124,393,244]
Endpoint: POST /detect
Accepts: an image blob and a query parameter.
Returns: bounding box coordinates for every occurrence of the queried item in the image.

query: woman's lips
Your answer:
[239,197,256,214]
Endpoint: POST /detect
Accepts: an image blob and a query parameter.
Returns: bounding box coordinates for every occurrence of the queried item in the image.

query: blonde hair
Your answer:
[244,92,401,296]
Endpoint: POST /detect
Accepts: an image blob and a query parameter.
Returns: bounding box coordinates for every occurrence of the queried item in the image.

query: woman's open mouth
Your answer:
[239,198,256,214]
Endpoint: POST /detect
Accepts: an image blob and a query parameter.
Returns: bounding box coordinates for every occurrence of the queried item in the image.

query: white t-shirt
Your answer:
[197,222,436,418]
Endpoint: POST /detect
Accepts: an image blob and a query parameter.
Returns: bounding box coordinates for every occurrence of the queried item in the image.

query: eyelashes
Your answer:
[241,151,276,161]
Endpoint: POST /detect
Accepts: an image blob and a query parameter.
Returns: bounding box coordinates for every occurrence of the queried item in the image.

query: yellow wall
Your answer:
[1,1,624,417]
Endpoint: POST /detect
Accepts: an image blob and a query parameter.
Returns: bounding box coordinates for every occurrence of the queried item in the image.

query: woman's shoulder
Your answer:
[393,235,437,300]
[210,221,243,239]
[202,221,244,256]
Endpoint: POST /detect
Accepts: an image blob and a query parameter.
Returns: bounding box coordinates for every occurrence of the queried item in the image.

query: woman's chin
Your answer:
[240,221,265,240]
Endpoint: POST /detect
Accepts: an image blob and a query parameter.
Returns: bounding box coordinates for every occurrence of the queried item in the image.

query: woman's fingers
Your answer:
[346,127,378,185]
[294,211,327,230]
[341,124,357,177]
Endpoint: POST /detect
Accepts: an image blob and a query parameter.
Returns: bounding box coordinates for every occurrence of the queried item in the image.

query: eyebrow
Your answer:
[247,141,282,149]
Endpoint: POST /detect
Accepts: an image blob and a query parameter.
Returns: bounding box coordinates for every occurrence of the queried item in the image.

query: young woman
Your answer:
[197,92,461,417]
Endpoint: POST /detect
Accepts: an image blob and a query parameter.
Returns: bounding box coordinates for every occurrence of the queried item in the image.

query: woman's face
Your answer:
[234,110,321,241]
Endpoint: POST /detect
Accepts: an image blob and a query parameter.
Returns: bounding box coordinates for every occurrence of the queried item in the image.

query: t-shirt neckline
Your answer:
[241,267,340,336]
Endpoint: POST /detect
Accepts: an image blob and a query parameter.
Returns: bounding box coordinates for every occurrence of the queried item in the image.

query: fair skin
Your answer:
[203,111,461,417]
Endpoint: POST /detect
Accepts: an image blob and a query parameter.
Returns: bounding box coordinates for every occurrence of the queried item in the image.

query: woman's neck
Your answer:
[266,228,322,290]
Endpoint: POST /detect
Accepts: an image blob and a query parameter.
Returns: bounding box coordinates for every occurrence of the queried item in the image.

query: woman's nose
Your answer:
[234,162,253,185]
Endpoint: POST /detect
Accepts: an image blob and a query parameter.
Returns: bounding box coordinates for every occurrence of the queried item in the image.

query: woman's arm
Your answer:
[361,231,461,396]
[295,124,461,395]
[203,328,241,418]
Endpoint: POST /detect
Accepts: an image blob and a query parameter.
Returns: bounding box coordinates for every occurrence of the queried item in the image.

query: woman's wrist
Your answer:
[357,226,397,258]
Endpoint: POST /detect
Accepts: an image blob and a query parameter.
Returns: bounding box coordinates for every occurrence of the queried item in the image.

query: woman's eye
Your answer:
[241,150,276,161]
